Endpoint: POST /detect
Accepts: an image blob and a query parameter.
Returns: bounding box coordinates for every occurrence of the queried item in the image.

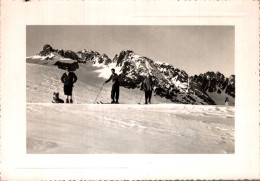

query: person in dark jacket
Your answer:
[141,73,153,104]
[104,68,120,104]
[61,67,77,103]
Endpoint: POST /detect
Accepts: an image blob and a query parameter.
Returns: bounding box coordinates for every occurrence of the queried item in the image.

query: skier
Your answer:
[225,97,229,106]
[61,67,77,103]
[141,73,153,104]
[104,68,120,104]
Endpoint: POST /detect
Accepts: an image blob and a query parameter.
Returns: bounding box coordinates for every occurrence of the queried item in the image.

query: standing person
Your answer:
[141,73,153,104]
[104,68,120,104]
[61,67,77,103]
[225,97,229,106]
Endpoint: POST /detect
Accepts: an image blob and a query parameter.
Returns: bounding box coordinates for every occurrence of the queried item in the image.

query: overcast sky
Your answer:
[27,25,234,77]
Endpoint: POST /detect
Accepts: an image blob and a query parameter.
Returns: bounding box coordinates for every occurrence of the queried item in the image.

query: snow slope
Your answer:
[26,63,172,104]
[26,61,235,154]
[207,91,235,105]
[27,104,235,154]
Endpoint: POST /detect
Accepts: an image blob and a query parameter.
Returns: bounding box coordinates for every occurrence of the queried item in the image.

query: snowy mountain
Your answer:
[189,72,235,105]
[26,44,235,105]
[78,49,113,65]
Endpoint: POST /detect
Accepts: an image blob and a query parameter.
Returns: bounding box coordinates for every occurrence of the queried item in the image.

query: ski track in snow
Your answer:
[27,103,234,154]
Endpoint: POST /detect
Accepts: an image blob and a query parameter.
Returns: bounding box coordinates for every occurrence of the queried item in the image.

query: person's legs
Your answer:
[115,86,119,103]
[64,85,73,103]
[148,91,152,103]
[66,95,69,103]
[111,87,115,103]
[145,91,148,104]
[70,95,73,103]
[69,86,73,103]
[64,85,68,103]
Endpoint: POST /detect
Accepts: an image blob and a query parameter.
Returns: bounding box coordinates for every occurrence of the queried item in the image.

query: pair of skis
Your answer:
[93,84,118,104]
[93,84,119,104]
[95,101,104,104]
[96,101,120,104]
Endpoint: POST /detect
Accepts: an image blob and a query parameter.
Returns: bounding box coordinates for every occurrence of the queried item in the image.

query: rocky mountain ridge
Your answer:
[27,44,235,105]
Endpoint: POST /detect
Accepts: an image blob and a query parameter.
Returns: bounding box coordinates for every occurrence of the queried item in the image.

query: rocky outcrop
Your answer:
[77,50,112,65]
[54,61,79,71]
[190,71,235,98]
[38,44,53,56]
[54,49,81,62]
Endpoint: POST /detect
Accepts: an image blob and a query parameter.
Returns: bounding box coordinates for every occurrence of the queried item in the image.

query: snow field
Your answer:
[27,103,234,154]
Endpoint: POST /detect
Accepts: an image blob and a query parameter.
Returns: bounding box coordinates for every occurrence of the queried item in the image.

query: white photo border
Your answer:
[1,0,259,180]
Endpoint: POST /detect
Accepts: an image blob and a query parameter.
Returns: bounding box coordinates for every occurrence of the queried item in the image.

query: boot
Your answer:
[70,99,73,104]
[115,100,119,104]
[66,99,69,103]
[111,100,115,104]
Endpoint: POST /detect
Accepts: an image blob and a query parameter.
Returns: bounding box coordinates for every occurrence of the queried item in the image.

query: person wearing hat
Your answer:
[104,68,120,104]
[141,73,153,104]
[61,67,77,103]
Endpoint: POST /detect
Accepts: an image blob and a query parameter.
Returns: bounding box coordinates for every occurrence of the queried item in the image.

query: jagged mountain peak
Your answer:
[27,45,235,105]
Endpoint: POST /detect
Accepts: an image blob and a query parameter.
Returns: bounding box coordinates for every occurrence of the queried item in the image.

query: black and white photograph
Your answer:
[26,25,235,154]
[1,0,259,180]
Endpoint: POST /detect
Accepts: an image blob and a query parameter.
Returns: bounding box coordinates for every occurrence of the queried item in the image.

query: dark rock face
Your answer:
[190,71,235,99]
[38,44,53,56]
[77,50,112,65]
[112,50,235,104]
[35,45,113,71]
[36,45,80,71]
[113,50,202,104]
[225,75,235,98]
[38,45,113,65]
[38,44,82,62]
[112,54,118,63]
[54,61,79,71]
[54,49,81,62]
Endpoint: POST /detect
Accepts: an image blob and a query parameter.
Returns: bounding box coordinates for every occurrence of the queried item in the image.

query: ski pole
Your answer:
[94,84,104,104]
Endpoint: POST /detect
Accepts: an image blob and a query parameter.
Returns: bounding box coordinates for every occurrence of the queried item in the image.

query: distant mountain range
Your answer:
[26,44,235,105]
